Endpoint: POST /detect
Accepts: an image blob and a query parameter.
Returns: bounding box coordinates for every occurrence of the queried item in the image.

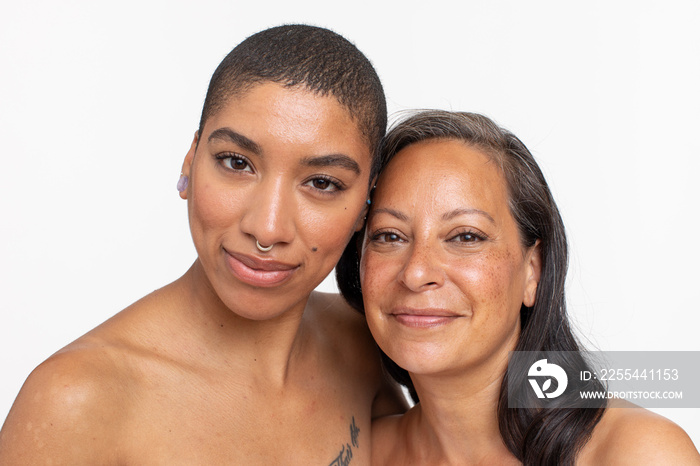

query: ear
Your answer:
[179,131,199,200]
[522,240,542,307]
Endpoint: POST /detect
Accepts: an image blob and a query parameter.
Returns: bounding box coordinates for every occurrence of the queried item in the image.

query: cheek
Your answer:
[300,203,366,269]
[359,251,406,344]
[359,255,385,315]
[189,183,243,235]
[454,252,525,325]
[303,210,353,246]
[360,259,394,354]
[461,251,522,328]
[359,251,397,302]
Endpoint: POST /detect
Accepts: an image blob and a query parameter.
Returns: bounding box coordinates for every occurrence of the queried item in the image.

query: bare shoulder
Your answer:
[0,338,131,463]
[0,285,179,464]
[581,399,700,465]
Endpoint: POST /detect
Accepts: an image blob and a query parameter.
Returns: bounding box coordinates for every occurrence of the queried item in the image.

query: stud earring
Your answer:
[177,173,189,192]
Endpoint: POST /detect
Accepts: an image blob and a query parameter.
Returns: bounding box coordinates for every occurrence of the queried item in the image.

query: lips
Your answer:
[224,249,299,287]
[390,307,461,328]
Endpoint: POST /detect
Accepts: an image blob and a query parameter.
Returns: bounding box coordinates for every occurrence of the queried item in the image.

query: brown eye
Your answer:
[305,176,342,193]
[217,153,254,173]
[449,231,485,243]
[230,158,249,170]
[313,179,331,190]
[372,232,403,243]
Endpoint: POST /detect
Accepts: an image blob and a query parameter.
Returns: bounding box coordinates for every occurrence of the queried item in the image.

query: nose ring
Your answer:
[256,240,273,252]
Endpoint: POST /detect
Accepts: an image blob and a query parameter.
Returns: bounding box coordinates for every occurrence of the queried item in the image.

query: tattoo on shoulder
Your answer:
[328,416,360,466]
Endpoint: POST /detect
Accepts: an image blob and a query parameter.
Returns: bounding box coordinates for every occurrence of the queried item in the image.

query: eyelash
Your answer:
[370,230,405,243]
[448,229,486,243]
[369,229,486,244]
[303,175,345,194]
[215,153,345,194]
[215,152,253,172]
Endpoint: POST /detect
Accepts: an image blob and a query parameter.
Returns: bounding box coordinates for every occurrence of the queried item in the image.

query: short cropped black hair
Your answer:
[198,24,387,180]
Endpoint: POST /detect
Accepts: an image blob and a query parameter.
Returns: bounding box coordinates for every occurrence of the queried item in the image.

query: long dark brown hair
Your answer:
[336,110,606,465]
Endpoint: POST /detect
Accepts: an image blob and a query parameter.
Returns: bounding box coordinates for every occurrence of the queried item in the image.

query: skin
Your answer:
[0,82,406,465]
[361,139,700,465]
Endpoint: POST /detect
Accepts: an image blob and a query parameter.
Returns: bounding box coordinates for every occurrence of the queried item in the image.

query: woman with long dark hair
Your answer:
[337,110,699,465]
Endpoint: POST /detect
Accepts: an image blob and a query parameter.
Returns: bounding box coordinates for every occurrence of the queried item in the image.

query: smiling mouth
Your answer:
[390,308,461,328]
[224,250,299,287]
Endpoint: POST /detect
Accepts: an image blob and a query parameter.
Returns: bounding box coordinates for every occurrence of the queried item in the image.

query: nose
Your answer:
[239,175,296,248]
[398,240,445,292]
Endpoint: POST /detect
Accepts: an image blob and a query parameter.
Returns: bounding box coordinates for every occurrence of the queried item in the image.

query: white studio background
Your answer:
[2,0,699,447]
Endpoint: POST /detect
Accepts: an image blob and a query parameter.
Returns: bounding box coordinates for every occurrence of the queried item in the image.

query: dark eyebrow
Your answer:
[207,128,262,155]
[300,154,361,175]
[442,208,495,224]
[370,208,409,222]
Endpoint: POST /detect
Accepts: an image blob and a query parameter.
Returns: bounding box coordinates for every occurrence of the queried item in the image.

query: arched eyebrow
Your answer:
[370,207,494,224]
[300,154,361,175]
[208,128,261,155]
[442,208,495,224]
[206,128,360,175]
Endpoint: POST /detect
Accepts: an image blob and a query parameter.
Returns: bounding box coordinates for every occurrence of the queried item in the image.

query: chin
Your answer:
[218,285,305,320]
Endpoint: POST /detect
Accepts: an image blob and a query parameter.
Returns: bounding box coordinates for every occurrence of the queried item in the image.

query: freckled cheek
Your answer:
[360,252,403,310]
[360,254,383,299]
[454,261,523,350]
[360,258,393,349]
[451,257,519,311]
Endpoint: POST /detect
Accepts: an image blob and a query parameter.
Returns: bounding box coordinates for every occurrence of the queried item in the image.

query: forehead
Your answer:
[375,139,509,214]
[202,82,370,158]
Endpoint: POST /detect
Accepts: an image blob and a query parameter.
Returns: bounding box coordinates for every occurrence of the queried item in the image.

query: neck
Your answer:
[172,260,312,387]
[408,350,518,465]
